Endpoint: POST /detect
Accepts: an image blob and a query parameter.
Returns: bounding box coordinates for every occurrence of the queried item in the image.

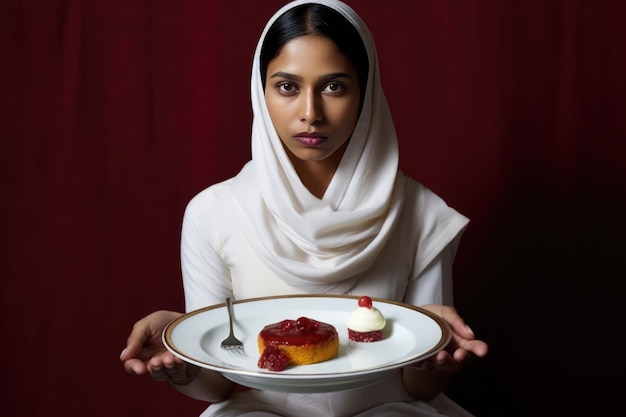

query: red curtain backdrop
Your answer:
[2,1,624,416]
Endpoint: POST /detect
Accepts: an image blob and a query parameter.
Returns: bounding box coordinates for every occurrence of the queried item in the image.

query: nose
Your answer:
[299,89,322,124]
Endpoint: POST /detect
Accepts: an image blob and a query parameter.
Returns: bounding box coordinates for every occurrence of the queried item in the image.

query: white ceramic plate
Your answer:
[163,295,450,393]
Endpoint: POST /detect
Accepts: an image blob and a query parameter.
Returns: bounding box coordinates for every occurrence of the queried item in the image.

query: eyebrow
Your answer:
[269,71,353,82]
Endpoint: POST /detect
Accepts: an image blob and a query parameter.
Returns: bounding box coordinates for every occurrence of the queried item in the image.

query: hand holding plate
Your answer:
[418,304,488,373]
[120,310,190,382]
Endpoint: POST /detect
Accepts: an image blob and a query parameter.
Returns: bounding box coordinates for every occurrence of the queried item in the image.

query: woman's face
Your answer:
[264,35,361,165]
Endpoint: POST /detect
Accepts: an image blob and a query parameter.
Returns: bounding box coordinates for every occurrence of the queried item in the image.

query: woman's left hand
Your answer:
[419,304,488,374]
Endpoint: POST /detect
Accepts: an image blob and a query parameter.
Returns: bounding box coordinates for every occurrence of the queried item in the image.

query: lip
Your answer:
[294,132,327,146]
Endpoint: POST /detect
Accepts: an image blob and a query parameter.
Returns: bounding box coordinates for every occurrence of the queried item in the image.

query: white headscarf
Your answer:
[232,0,406,293]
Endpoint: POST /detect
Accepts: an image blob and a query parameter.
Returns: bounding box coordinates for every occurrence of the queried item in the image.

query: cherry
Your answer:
[358,296,373,309]
[296,317,319,332]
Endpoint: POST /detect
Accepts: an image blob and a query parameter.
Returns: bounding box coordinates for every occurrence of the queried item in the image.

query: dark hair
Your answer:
[260,4,369,106]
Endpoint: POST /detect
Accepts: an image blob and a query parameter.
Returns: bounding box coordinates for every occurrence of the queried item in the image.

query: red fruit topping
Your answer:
[296,316,319,332]
[258,345,289,371]
[358,296,373,309]
[280,320,293,331]
[259,319,338,346]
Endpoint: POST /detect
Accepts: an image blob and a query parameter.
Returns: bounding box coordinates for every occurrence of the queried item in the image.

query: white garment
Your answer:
[201,374,473,417]
[182,176,466,311]
[181,177,470,417]
[180,0,473,415]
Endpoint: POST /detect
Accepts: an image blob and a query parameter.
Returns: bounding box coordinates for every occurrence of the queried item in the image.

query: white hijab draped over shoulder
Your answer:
[231,0,411,293]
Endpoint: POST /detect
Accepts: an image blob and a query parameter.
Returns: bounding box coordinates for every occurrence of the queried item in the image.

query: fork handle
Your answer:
[226,297,234,331]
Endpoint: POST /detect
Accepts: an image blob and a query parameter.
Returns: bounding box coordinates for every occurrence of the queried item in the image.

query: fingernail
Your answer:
[465,325,474,336]
[120,348,127,359]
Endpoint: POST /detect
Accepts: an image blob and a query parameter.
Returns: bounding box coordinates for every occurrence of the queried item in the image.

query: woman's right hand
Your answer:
[120,310,199,385]
[120,309,235,402]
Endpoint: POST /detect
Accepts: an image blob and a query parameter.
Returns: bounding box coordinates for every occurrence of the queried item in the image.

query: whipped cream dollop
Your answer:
[347,305,386,332]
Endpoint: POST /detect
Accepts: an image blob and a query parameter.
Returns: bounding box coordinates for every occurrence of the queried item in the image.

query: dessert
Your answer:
[347,296,386,342]
[257,317,339,371]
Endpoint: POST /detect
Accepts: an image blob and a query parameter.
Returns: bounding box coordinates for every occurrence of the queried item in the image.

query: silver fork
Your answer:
[221,297,244,351]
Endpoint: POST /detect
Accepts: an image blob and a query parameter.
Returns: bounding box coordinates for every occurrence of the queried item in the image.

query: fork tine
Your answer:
[223,342,245,353]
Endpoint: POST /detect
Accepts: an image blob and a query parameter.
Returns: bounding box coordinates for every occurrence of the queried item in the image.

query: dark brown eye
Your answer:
[278,82,297,94]
[323,82,345,93]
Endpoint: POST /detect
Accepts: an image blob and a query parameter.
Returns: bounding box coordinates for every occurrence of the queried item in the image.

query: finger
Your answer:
[160,352,183,367]
[148,360,190,384]
[435,350,453,365]
[448,324,488,355]
[448,342,488,366]
[120,339,142,361]
[459,338,488,357]
[439,307,484,343]
[119,347,131,361]
[165,363,190,385]
[149,365,171,382]
[148,352,171,370]
[451,348,470,363]
[433,351,460,374]
[122,319,155,360]
[444,314,475,340]
[123,359,148,376]
[147,353,178,382]
[432,306,477,341]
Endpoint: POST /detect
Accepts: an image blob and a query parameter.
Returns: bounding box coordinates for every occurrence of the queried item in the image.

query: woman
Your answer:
[121,1,488,415]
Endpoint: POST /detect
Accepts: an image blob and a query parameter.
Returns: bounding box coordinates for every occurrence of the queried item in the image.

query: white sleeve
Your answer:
[403,240,455,306]
[180,191,233,312]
